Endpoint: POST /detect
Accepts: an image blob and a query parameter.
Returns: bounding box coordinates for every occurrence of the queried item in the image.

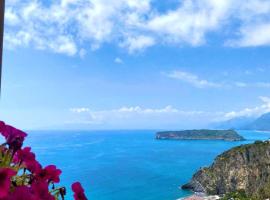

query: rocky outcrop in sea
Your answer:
[156,129,244,141]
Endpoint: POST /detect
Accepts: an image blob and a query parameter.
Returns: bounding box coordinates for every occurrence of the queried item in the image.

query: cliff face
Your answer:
[182,141,270,197]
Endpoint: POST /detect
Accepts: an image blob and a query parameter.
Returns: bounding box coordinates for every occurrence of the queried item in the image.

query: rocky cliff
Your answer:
[182,140,270,199]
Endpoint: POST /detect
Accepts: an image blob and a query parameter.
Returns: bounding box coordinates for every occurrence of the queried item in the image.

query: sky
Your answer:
[1,0,270,130]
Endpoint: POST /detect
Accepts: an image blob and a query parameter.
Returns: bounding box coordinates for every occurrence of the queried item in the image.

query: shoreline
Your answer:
[179,194,220,200]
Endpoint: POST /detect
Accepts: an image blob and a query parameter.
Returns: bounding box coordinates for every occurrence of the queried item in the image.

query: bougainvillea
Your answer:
[0,121,88,200]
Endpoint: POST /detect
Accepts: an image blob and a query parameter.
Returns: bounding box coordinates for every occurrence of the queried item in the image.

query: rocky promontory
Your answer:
[156,129,244,141]
[182,140,270,199]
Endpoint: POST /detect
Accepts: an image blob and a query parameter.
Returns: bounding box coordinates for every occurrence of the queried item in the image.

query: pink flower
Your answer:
[0,168,16,198]
[0,122,27,152]
[6,186,35,200]
[72,182,88,200]
[5,183,55,200]
[13,147,41,173]
[14,147,35,163]
[0,121,5,132]
[0,121,88,200]
[27,160,42,175]
[31,181,55,200]
[36,165,62,183]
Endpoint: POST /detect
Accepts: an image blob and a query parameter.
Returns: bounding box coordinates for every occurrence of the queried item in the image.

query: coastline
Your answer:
[180,194,220,200]
[25,130,270,200]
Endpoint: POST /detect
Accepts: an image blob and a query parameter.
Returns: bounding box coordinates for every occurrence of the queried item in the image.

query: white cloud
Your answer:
[4,1,79,55]
[115,105,180,114]
[228,23,270,47]
[69,97,270,128]
[68,105,215,128]
[143,0,232,46]
[233,82,270,88]
[121,35,155,53]
[5,0,270,55]
[165,70,270,89]
[5,0,153,55]
[5,8,20,25]
[114,57,123,64]
[70,105,196,115]
[225,0,270,47]
[166,70,222,88]
[223,96,270,119]
[48,36,77,56]
[260,96,270,107]
[70,108,90,113]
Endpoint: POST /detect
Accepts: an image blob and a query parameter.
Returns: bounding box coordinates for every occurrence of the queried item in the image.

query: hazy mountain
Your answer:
[245,112,270,131]
[212,112,270,131]
[211,116,256,130]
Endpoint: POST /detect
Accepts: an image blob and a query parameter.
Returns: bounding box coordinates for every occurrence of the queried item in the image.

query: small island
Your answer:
[156,129,245,141]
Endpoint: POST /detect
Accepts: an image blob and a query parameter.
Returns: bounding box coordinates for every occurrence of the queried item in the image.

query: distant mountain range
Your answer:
[213,112,270,131]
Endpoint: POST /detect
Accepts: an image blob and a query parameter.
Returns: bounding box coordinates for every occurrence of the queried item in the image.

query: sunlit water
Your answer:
[21,130,270,200]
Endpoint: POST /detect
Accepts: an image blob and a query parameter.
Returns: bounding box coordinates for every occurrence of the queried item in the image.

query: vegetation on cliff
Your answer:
[156,129,244,141]
[182,140,270,199]
[220,190,250,200]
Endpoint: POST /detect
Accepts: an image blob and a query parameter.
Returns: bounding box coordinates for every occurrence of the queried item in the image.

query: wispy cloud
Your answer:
[70,108,90,113]
[5,0,270,56]
[165,70,222,88]
[165,70,270,89]
[232,82,270,88]
[234,82,248,88]
[68,105,216,128]
[69,96,270,128]
[69,105,204,116]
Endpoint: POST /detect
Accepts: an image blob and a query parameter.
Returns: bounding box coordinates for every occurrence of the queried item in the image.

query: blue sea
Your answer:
[23,130,270,200]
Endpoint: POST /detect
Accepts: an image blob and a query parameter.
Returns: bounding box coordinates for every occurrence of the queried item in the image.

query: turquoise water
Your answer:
[24,130,270,200]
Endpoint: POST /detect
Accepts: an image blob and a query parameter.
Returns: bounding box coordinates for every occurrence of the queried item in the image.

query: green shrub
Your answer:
[220,190,251,200]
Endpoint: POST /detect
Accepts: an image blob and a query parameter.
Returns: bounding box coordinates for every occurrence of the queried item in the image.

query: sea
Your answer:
[23,130,270,200]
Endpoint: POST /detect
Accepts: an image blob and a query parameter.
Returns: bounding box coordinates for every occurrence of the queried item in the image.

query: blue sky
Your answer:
[1,0,270,130]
